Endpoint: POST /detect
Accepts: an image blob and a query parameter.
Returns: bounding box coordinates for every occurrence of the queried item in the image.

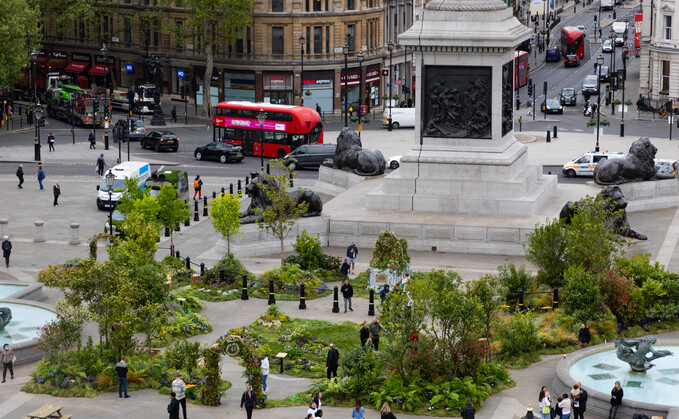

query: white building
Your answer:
[640,0,679,99]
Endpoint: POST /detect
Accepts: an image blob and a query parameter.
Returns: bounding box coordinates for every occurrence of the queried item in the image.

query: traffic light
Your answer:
[528,83,533,97]
[93,99,99,115]
[546,20,550,29]
[180,85,185,99]
[594,15,597,24]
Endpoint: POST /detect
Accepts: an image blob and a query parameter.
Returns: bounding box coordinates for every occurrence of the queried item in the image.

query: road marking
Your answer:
[654,206,679,268]
[0,391,35,418]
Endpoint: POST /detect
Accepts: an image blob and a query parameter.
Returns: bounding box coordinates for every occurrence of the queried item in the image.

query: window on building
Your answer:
[175,21,183,48]
[347,25,355,51]
[326,26,330,53]
[368,21,373,49]
[662,60,671,92]
[57,22,64,38]
[124,0,131,3]
[394,12,398,41]
[369,0,373,7]
[313,0,321,11]
[665,15,672,40]
[272,0,284,12]
[347,0,354,10]
[272,27,284,54]
[314,26,322,54]
[80,20,86,40]
[247,27,252,54]
[124,18,131,43]
[153,19,160,46]
[305,0,309,11]
[236,28,244,53]
[325,0,328,10]
[306,26,311,54]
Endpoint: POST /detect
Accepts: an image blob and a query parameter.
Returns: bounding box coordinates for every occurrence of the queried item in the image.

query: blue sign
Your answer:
[125,64,134,74]
[177,69,185,79]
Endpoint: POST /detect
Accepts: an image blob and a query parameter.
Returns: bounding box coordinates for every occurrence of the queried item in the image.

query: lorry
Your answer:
[45,84,104,127]
[601,0,614,10]
[96,161,151,210]
[110,84,157,114]
[14,72,75,102]
[611,21,628,46]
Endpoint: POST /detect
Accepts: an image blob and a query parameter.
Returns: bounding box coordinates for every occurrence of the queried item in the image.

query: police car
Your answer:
[562,151,625,177]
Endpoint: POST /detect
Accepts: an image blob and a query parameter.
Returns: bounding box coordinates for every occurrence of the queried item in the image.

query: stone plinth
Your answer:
[586,179,679,212]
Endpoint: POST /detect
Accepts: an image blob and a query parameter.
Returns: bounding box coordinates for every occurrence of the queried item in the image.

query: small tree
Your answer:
[468,275,502,343]
[156,184,191,252]
[210,192,242,254]
[524,218,568,288]
[135,302,168,351]
[370,230,410,274]
[254,161,308,267]
[562,265,605,323]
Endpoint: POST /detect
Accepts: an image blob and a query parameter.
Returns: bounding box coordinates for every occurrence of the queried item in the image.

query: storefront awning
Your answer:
[46,59,67,69]
[89,64,109,76]
[64,61,89,74]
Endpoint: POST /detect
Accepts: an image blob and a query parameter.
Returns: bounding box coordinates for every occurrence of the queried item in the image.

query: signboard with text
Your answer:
[215,116,286,131]
[634,11,643,48]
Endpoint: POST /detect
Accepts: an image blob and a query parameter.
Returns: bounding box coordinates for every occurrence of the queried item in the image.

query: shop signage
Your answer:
[95,55,115,65]
[125,64,135,73]
[381,69,389,76]
[270,75,285,84]
[72,52,90,62]
[303,79,331,86]
[365,69,380,83]
[177,69,185,79]
[340,72,360,83]
[51,51,67,59]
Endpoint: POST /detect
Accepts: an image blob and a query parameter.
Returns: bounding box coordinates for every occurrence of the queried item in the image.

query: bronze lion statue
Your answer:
[239,174,323,224]
[594,137,672,185]
[559,185,647,240]
[327,128,386,176]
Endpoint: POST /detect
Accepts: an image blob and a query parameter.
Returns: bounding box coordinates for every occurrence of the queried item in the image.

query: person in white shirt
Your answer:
[558,393,572,419]
[306,401,318,417]
[171,374,187,419]
[261,356,270,392]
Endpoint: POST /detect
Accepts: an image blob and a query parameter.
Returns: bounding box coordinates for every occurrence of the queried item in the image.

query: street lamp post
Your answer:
[31,49,40,163]
[101,44,111,154]
[357,52,364,135]
[257,108,266,171]
[299,35,305,107]
[621,45,628,137]
[105,169,115,235]
[595,56,604,152]
[343,39,349,127]
[387,40,395,132]
[610,39,615,115]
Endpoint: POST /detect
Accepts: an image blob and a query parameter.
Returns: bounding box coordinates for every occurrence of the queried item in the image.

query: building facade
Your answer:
[639,0,679,99]
[37,0,418,114]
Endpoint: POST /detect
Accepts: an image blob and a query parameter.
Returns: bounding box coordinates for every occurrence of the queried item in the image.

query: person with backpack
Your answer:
[240,385,258,419]
[341,258,350,281]
[460,398,476,419]
[37,166,45,190]
[47,132,55,151]
[193,175,203,199]
[2,236,11,269]
[96,154,106,176]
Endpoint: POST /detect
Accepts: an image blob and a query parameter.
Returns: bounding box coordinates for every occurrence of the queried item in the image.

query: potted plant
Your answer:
[361,116,370,124]
[625,100,633,106]
[601,119,610,126]
[392,94,400,101]
[305,90,311,96]
[293,91,301,98]
[350,115,359,122]
[613,99,621,105]
[381,95,389,101]
[586,120,596,127]
[660,89,669,96]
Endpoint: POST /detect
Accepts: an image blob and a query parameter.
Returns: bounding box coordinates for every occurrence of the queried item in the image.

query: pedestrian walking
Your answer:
[326,343,339,379]
[37,166,45,190]
[96,154,106,176]
[460,398,476,419]
[2,236,11,269]
[47,132,55,151]
[380,403,397,419]
[171,374,187,419]
[170,105,177,123]
[26,105,32,125]
[360,321,370,347]
[573,381,587,419]
[608,381,623,419]
[116,356,130,398]
[341,258,350,280]
[193,175,203,199]
[306,401,319,418]
[538,386,552,419]
[316,103,321,115]
[369,317,383,350]
[167,392,180,419]
[352,398,365,419]
[240,385,258,419]
[261,355,269,392]
[341,279,353,313]
[16,165,24,189]
[578,323,591,349]
[53,181,61,206]
[379,284,390,303]
[1,343,15,383]
[346,242,358,274]
[89,129,96,149]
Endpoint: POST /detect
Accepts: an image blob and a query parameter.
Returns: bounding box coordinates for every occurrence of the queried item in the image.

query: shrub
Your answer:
[164,340,201,373]
[497,263,535,306]
[495,310,540,356]
[615,253,678,287]
[370,230,410,274]
[260,264,321,289]
[292,230,324,269]
[600,269,640,322]
[339,346,384,396]
[562,265,605,323]
[202,254,253,287]
[524,219,568,288]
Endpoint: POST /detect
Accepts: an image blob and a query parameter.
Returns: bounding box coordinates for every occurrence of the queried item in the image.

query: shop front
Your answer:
[120,63,137,90]
[301,71,333,114]
[89,54,114,91]
[47,51,68,71]
[365,66,381,108]
[340,70,361,112]
[223,71,255,102]
[65,52,91,89]
[263,72,292,105]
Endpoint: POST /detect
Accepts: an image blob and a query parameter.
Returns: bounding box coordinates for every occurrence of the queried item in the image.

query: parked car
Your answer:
[577,25,587,36]
[602,39,614,53]
[141,130,179,152]
[562,151,625,177]
[387,155,402,169]
[113,118,146,142]
[614,33,625,46]
[564,54,580,67]
[194,141,244,163]
[546,47,560,62]
[582,75,599,95]
[284,143,336,170]
[541,99,564,114]
[560,88,577,106]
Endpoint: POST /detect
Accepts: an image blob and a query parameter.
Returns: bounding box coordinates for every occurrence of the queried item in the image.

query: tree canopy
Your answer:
[0,0,41,87]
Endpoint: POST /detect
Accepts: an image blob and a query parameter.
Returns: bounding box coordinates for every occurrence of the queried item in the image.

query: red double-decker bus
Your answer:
[514,50,530,89]
[212,101,324,158]
[560,27,585,59]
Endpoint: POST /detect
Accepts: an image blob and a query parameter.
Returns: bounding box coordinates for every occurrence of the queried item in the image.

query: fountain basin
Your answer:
[0,284,28,300]
[554,340,679,419]
[0,300,56,365]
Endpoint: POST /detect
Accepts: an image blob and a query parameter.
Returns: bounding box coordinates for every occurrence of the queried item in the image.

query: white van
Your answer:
[97,161,151,210]
[382,108,415,129]
[562,151,625,177]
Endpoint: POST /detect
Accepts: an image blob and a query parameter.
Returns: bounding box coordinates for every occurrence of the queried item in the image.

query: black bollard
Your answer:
[546,129,551,143]
[229,183,234,195]
[332,286,340,313]
[368,289,375,316]
[186,256,191,271]
[241,274,249,300]
[221,187,225,196]
[268,279,276,305]
[299,283,307,309]
[219,267,225,283]
[200,263,205,276]
[289,172,294,187]
[165,226,170,237]
[553,125,557,139]
[203,196,208,217]
[518,289,525,311]
[245,175,249,186]
[175,250,181,259]
[212,191,217,199]
[194,200,199,222]
[266,163,270,175]
[553,287,559,309]
[237,179,242,194]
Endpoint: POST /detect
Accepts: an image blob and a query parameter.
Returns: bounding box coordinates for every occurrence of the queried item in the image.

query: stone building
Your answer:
[639,0,679,100]
[37,0,418,114]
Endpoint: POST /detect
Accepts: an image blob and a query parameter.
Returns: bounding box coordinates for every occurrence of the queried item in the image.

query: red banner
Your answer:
[634,11,643,48]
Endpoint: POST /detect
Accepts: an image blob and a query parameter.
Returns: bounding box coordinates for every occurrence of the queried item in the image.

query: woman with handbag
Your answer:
[538,386,552,419]
[1,343,15,383]
[608,381,623,419]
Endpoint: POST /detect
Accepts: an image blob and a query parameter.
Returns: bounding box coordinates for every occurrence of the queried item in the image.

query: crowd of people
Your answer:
[538,381,623,419]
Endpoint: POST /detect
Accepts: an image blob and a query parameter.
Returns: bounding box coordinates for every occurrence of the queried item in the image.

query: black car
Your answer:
[564,54,580,67]
[595,64,610,82]
[560,88,577,106]
[194,142,244,163]
[541,99,564,114]
[113,118,146,142]
[141,131,179,152]
[284,144,336,170]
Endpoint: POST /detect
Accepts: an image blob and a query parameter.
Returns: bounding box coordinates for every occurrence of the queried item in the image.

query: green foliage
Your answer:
[497,263,535,307]
[261,264,322,289]
[496,310,540,356]
[37,302,89,362]
[370,230,411,274]
[339,346,384,395]
[291,229,324,269]
[468,275,503,340]
[0,0,41,87]
[209,192,242,254]
[164,340,202,374]
[562,265,605,323]
[524,218,568,288]
[600,269,640,322]
[116,177,149,216]
[262,304,290,322]
[156,184,191,251]
[615,253,678,287]
[201,253,253,287]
